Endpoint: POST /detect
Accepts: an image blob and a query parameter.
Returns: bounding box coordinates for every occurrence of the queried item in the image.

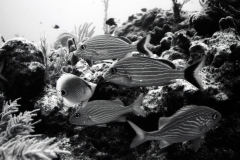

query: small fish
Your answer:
[141,8,147,12]
[53,25,60,29]
[69,93,146,126]
[128,105,221,152]
[0,61,8,82]
[67,38,79,66]
[74,34,153,61]
[56,74,96,106]
[106,18,118,26]
[103,56,206,90]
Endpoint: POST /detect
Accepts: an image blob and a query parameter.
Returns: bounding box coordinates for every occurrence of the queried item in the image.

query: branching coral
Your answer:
[172,0,191,21]
[0,98,70,160]
[0,98,21,133]
[102,0,110,34]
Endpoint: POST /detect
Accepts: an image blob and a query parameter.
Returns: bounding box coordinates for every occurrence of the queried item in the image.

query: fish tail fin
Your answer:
[136,34,153,57]
[130,93,146,117]
[184,56,206,90]
[128,120,147,148]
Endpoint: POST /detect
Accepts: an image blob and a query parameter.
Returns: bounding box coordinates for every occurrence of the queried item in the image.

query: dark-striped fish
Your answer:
[106,18,118,26]
[128,105,221,152]
[103,56,206,90]
[73,34,153,61]
[69,93,146,126]
[56,74,96,106]
[67,38,79,66]
[0,61,7,82]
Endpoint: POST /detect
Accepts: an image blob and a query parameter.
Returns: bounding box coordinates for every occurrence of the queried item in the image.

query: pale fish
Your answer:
[73,34,153,61]
[69,93,146,126]
[103,56,206,90]
[56,73,96,106]
[128,105,221,152]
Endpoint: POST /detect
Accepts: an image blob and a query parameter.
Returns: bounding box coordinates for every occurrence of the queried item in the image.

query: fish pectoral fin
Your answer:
[190,137,201,152]
[198,125,207,133]
[116,116,127,122]
[159,139,171,149]
[96,49,109,55]
[122,52,133,59]
[97,124,107,127]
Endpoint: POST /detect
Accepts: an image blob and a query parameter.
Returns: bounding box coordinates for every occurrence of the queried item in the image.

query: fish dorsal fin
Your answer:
[118,36,132,44]
[112,99,124,105]
[158,117,171,129]
[172,105,197,117]
[157,59,176,69]
[81,78,97,93]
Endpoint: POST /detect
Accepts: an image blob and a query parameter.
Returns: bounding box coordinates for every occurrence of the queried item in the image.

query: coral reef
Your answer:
[2,2,240,160]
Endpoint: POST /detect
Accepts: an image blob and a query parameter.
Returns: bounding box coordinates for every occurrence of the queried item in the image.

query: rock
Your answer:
[161,50,187,60]
[189,41,209,63]
[0,38,45,101]
[219,16,237,30]
[172,31,191,54]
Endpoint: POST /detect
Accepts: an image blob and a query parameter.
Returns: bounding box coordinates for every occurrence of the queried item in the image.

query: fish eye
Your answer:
[61,89,67,96]
[110,67,117,74]
[75,113,81,118]
[80,45,86,50]
[212,112,218,120]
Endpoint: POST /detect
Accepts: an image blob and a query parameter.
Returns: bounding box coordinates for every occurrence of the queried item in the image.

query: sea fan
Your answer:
[0,98,71,159]
[55,22,95,49]
[0,135,71,160]
[0,98,21,132]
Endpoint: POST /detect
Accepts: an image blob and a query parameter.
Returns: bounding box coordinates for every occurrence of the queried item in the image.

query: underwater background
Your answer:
[1,0,240,159]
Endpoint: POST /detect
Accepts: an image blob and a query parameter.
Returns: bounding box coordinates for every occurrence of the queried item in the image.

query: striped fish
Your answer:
[103,56,206,90]
[128,105,221,152]
[73,34,153,61]
[69,93,146,126]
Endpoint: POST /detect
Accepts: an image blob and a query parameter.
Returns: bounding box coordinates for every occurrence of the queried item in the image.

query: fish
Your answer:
[56,73,97,106]
[0,61,8,82]
[53,25,60,29]
[67,38,79,66]
[128,105,221,152]
[69,93,146,126]
[106,18,118,26]
[103,56,206,90]
[73,34,153,61]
